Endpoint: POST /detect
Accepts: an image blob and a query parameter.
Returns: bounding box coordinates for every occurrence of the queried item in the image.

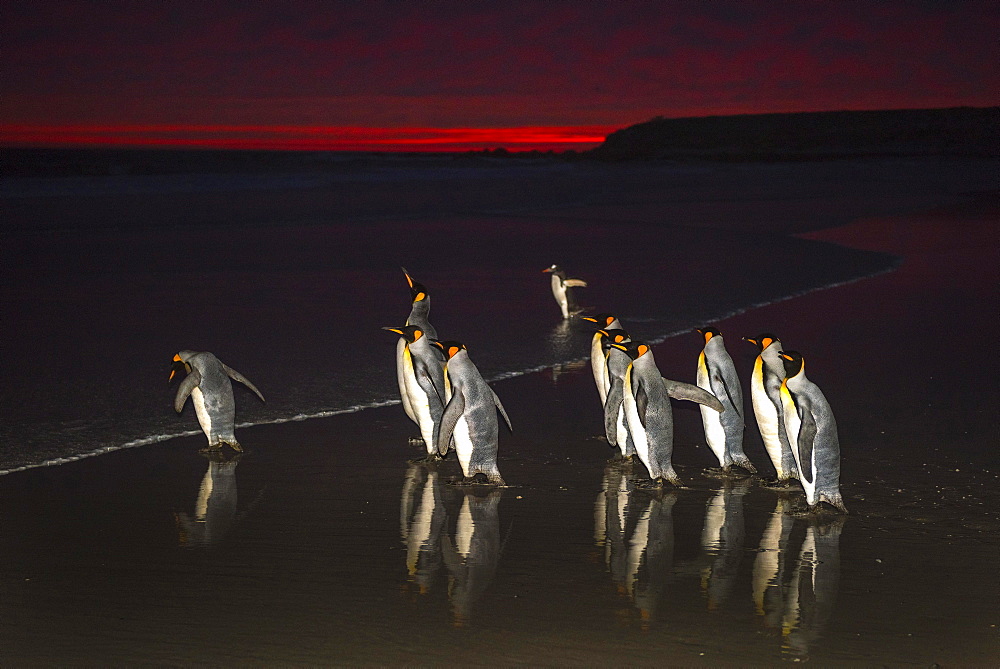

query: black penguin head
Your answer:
[542,264,565,278]
[778,350,805,378]
[610,340,650,360]
[169,351,192,382]
[598,328,630,345]
[382,325,426,343]
[744,333,778,351]
[432,340,467,360]
[697,327,722,344]
[581,313,618,328]
[401,267,429,303]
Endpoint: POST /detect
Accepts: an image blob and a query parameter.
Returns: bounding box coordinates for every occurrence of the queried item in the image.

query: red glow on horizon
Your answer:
[0,124,619,152]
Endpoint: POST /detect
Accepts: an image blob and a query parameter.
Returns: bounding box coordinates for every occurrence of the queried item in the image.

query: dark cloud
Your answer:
[3,1,997,127]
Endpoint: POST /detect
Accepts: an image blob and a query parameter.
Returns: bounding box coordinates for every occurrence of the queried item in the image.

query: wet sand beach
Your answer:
[0,164,997,665]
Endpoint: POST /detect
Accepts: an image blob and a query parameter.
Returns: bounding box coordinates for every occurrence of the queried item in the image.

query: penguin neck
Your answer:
[408,298,430,324]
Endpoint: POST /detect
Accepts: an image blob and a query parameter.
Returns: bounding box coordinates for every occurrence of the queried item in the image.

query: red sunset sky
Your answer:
[3,1,997,152]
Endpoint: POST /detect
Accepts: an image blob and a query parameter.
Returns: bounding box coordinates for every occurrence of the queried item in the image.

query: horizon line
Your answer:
[0,124,621,153]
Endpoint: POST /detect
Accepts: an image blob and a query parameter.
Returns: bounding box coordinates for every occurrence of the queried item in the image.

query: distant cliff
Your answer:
[591,107,999,161]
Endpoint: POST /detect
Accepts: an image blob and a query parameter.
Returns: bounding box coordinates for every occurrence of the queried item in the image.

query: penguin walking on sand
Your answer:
[777,351,847,513]
[744,334,799,482]
[580,313,623,404]
[434,341,511,485]
[170,350,265,452]
[543,264,587,319]
[695,328,756,474]
[396,269,439,430]
[384,325,448,460]
[611,340,725,484]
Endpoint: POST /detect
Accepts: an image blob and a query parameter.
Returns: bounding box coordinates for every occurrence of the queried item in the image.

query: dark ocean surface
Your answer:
[0,153,989,474]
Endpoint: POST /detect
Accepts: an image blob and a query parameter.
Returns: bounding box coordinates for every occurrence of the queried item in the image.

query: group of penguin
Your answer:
[549,264,846,514]
[167,263,844,514]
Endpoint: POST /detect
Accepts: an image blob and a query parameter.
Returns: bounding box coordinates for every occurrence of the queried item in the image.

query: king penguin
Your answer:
[384,325,448,459]
[695,328,757,474]
[611,340,682,486]
[580,313,623,404]
[744,333,799,482]
[598,328,636,460]
[396,268,439,430]
[778,351,847,513]
[542,264,587,319]
[170,350,265,452]
[434,341,511,485]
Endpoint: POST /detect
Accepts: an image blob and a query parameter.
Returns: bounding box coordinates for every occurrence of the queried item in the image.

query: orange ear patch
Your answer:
[415,292,426,302]
[638,344,649,356]
[448,346,461,359]
[762,337,773,348]
[172,354,182,362]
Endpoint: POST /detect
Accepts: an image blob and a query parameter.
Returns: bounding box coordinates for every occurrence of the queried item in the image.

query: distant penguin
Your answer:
[435,341,511,485]
[744,334,798,482]
[611,340,682,485]
[695,328,756,474]
[396,268,439,427]
[580,313,623,404]
[170,350,265,452]
[542,264,587,319]
[598,328,636,460]
[778,351,847,513]
[384,324,448,459]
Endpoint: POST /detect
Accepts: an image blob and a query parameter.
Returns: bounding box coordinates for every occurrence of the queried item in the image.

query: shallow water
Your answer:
[1,155,919,474]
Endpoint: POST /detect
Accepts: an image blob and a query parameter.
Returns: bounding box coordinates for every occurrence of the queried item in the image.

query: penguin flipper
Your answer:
[604,382,625,447]
[564,279,588,288]
[413,358,445,405]
[797,405,818,484]
[222,364,266,403]
[438,391,466,455]
[489,387,513,432]
[713,372,741,417]
[174,370,201,413]
[635,379,649,430]
[662,378,724,412]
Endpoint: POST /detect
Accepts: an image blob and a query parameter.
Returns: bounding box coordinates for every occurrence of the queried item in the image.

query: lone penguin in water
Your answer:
[744,334,799,483]
[580,313,623,404]
[542,264,587,319]
[778,351,847,513]
[170,350,265,452]
[383,324,448,460]
[695,328,756,474]
[396,268,439,439]
[434,341,511,485]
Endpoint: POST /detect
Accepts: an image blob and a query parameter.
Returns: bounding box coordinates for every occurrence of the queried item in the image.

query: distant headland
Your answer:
[588,106,999,161]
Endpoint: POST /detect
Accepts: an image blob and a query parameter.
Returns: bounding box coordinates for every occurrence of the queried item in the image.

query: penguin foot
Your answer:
[408,453,442,465]
[407,437,426,448]
[606,453,634,465]
[703,466,752,479]
[757,477,801,491]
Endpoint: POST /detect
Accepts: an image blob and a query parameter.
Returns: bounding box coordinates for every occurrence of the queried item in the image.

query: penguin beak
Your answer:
[401,267,414,288]
[382,326,405,335]
[168,358,186,383]
[542,268,553,273]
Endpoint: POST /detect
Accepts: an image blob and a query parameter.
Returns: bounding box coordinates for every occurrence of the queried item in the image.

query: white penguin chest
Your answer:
[622,367,649,461]
[191,386,213,435]
[750,359,780,439]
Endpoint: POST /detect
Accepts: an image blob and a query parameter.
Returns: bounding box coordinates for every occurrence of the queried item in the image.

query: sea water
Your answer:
[0,152,911,474]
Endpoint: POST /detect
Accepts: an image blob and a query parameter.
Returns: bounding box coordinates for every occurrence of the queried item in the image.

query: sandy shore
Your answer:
[0,194,997,665]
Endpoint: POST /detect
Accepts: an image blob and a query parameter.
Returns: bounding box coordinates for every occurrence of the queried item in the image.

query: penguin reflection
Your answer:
[176,452,241,547]
[595,462,636,590]
[625,491,678,624]
[400,464,448,594]
[699,479,750,610]
[751,496,796,629]
[442,488,503,626]
[782,516,845,658]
